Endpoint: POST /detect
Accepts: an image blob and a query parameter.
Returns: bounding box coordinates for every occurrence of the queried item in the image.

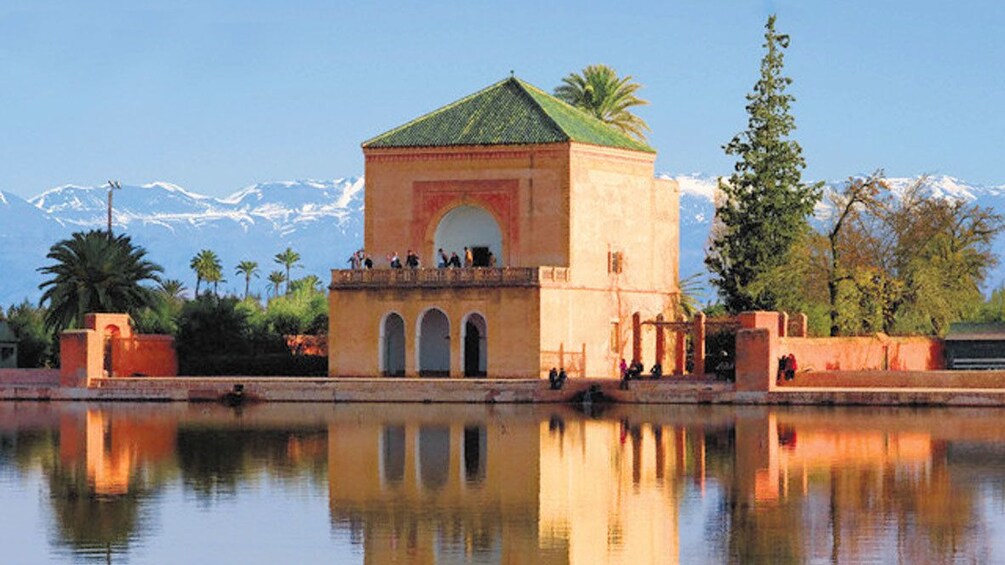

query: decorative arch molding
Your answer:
[412,179,520,265]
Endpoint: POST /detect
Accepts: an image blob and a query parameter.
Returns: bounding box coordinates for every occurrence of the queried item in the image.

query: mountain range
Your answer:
[1,174,1003,306]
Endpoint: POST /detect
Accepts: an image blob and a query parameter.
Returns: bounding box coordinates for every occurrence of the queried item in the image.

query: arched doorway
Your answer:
[418,308,450,377]
[103,325,120,377]
[463,313,487,377]
[434,205,504,267]
[381,313,405,377]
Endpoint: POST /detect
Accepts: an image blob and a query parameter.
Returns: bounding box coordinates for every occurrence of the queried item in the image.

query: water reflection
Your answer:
[1,403,1004,562]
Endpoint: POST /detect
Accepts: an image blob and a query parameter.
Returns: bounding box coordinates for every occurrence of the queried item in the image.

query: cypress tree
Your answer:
[706,15,822,312]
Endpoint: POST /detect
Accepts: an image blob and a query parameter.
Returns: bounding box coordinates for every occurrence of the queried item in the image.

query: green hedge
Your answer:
[179,353,327,376]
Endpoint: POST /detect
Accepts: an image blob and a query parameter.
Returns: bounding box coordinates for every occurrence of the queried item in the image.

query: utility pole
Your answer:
[106,180,120,239]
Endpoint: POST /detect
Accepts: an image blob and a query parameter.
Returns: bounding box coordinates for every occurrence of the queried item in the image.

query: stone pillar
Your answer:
[791,313,808,337]
[693,312,706,376]
[778,312,789,338]
[655,314,665,368]
[632,312,642,363]
[735,311,781,392]
[450,321,462,378]
[674,331,687,376]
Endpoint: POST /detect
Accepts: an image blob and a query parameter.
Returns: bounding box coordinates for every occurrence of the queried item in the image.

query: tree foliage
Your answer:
[189,249,222,297]
[37,230,162,332]
[706,15,822,313]
[273,248,301,295]
[235,260,259,300]
[554,64,650,141]
[793,175,1004,336]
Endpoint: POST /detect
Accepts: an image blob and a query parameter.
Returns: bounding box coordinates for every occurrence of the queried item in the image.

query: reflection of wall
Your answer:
[59,409,178,496]
[538,419,681,565]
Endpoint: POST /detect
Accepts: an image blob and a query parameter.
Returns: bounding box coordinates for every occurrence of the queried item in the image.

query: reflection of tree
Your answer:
[176,427,327,500]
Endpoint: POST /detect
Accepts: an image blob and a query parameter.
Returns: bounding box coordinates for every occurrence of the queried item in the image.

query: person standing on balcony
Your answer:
[363,254,373,269]
[464,247,473,268]
[405,249,420,268]
[448,252,461,268]
[389,252,402,269]
[438,248,449,268]
[488,251,497,267]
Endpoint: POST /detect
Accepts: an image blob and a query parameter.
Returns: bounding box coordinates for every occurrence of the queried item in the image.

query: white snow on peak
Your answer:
[659,172,719,201]
[0,191,7,205]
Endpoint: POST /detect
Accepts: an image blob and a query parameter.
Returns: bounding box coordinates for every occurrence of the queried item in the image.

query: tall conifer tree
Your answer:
[706,15,822,312]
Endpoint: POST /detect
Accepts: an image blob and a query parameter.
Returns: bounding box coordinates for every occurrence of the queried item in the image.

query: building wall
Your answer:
[338,143,680,379]
[329,286,540,378]
[540,287,671,378]
[362,144,570,269]
[111,335,178,377]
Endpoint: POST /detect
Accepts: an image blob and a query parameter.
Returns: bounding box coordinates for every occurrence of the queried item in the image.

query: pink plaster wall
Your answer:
[779,335,944,372]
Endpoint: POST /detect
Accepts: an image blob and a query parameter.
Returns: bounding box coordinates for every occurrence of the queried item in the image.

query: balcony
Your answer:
[329,267,569,290]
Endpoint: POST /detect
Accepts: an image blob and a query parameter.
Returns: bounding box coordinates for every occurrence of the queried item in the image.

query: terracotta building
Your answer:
[328,77,680,378]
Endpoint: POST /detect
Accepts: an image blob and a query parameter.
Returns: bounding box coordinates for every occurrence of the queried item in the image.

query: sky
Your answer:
[1,0,1004,198]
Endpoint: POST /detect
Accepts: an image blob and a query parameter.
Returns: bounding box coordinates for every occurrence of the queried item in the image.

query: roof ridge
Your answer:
[515,78,654,153]
[508,78,570,142]
[362,78,513,147]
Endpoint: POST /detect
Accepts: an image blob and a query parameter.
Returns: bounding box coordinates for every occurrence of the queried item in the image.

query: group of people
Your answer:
[548,367,568,390]
[347,247,498,270]
[619,358,662,389]
[777,353,798,382]
[436,247,496,269]
[385,250,421,269]
[346,249,374,270]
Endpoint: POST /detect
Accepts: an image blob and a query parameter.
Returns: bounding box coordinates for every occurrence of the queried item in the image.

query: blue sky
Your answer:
[1,0,1003,198]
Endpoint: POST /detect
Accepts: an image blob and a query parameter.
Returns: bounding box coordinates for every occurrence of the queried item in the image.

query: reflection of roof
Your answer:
[946,322,1005,341]
[362,77,655,153]
[0,321,16,343]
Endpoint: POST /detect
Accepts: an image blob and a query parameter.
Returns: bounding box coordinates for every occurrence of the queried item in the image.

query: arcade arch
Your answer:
[462,312,487,377]
[380,312,406,377]
[417,308,451,377]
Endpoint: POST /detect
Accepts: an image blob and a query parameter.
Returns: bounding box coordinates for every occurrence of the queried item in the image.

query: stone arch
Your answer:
[462,312,487,377]
[433,205,504,267]
[379,312,406,377]
[417,308,450,377]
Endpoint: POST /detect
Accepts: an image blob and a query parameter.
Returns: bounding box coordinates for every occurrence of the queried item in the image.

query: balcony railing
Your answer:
[329,266,569,289]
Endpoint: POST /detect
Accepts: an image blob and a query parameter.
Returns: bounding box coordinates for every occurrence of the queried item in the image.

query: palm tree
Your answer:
[38,230,162,332]
[235,260,260,300]
[273,248,301,294]
[267,271,286,297]
[554,64,650,141]
[158,279,187,302]
[189,250,221,297]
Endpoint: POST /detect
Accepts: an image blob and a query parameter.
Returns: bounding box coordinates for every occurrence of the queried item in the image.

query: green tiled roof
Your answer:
[362,77,654,153]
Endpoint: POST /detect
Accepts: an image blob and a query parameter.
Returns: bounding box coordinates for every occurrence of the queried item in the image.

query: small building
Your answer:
[944,322,1005,370]
[328,77,680,379]
[0,321,17,369]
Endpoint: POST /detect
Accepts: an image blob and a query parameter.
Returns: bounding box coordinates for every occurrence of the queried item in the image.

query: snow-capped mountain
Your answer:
[2,173,1003,307]
[2,178,364,305]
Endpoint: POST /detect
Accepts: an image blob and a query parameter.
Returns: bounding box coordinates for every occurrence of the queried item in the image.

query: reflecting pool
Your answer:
[1,402,1005,563]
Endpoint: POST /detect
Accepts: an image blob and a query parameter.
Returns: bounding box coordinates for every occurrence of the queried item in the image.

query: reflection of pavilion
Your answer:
[326,406,684,564]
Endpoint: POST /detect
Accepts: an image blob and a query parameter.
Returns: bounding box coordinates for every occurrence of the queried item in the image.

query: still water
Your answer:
[1,402,1004,564]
